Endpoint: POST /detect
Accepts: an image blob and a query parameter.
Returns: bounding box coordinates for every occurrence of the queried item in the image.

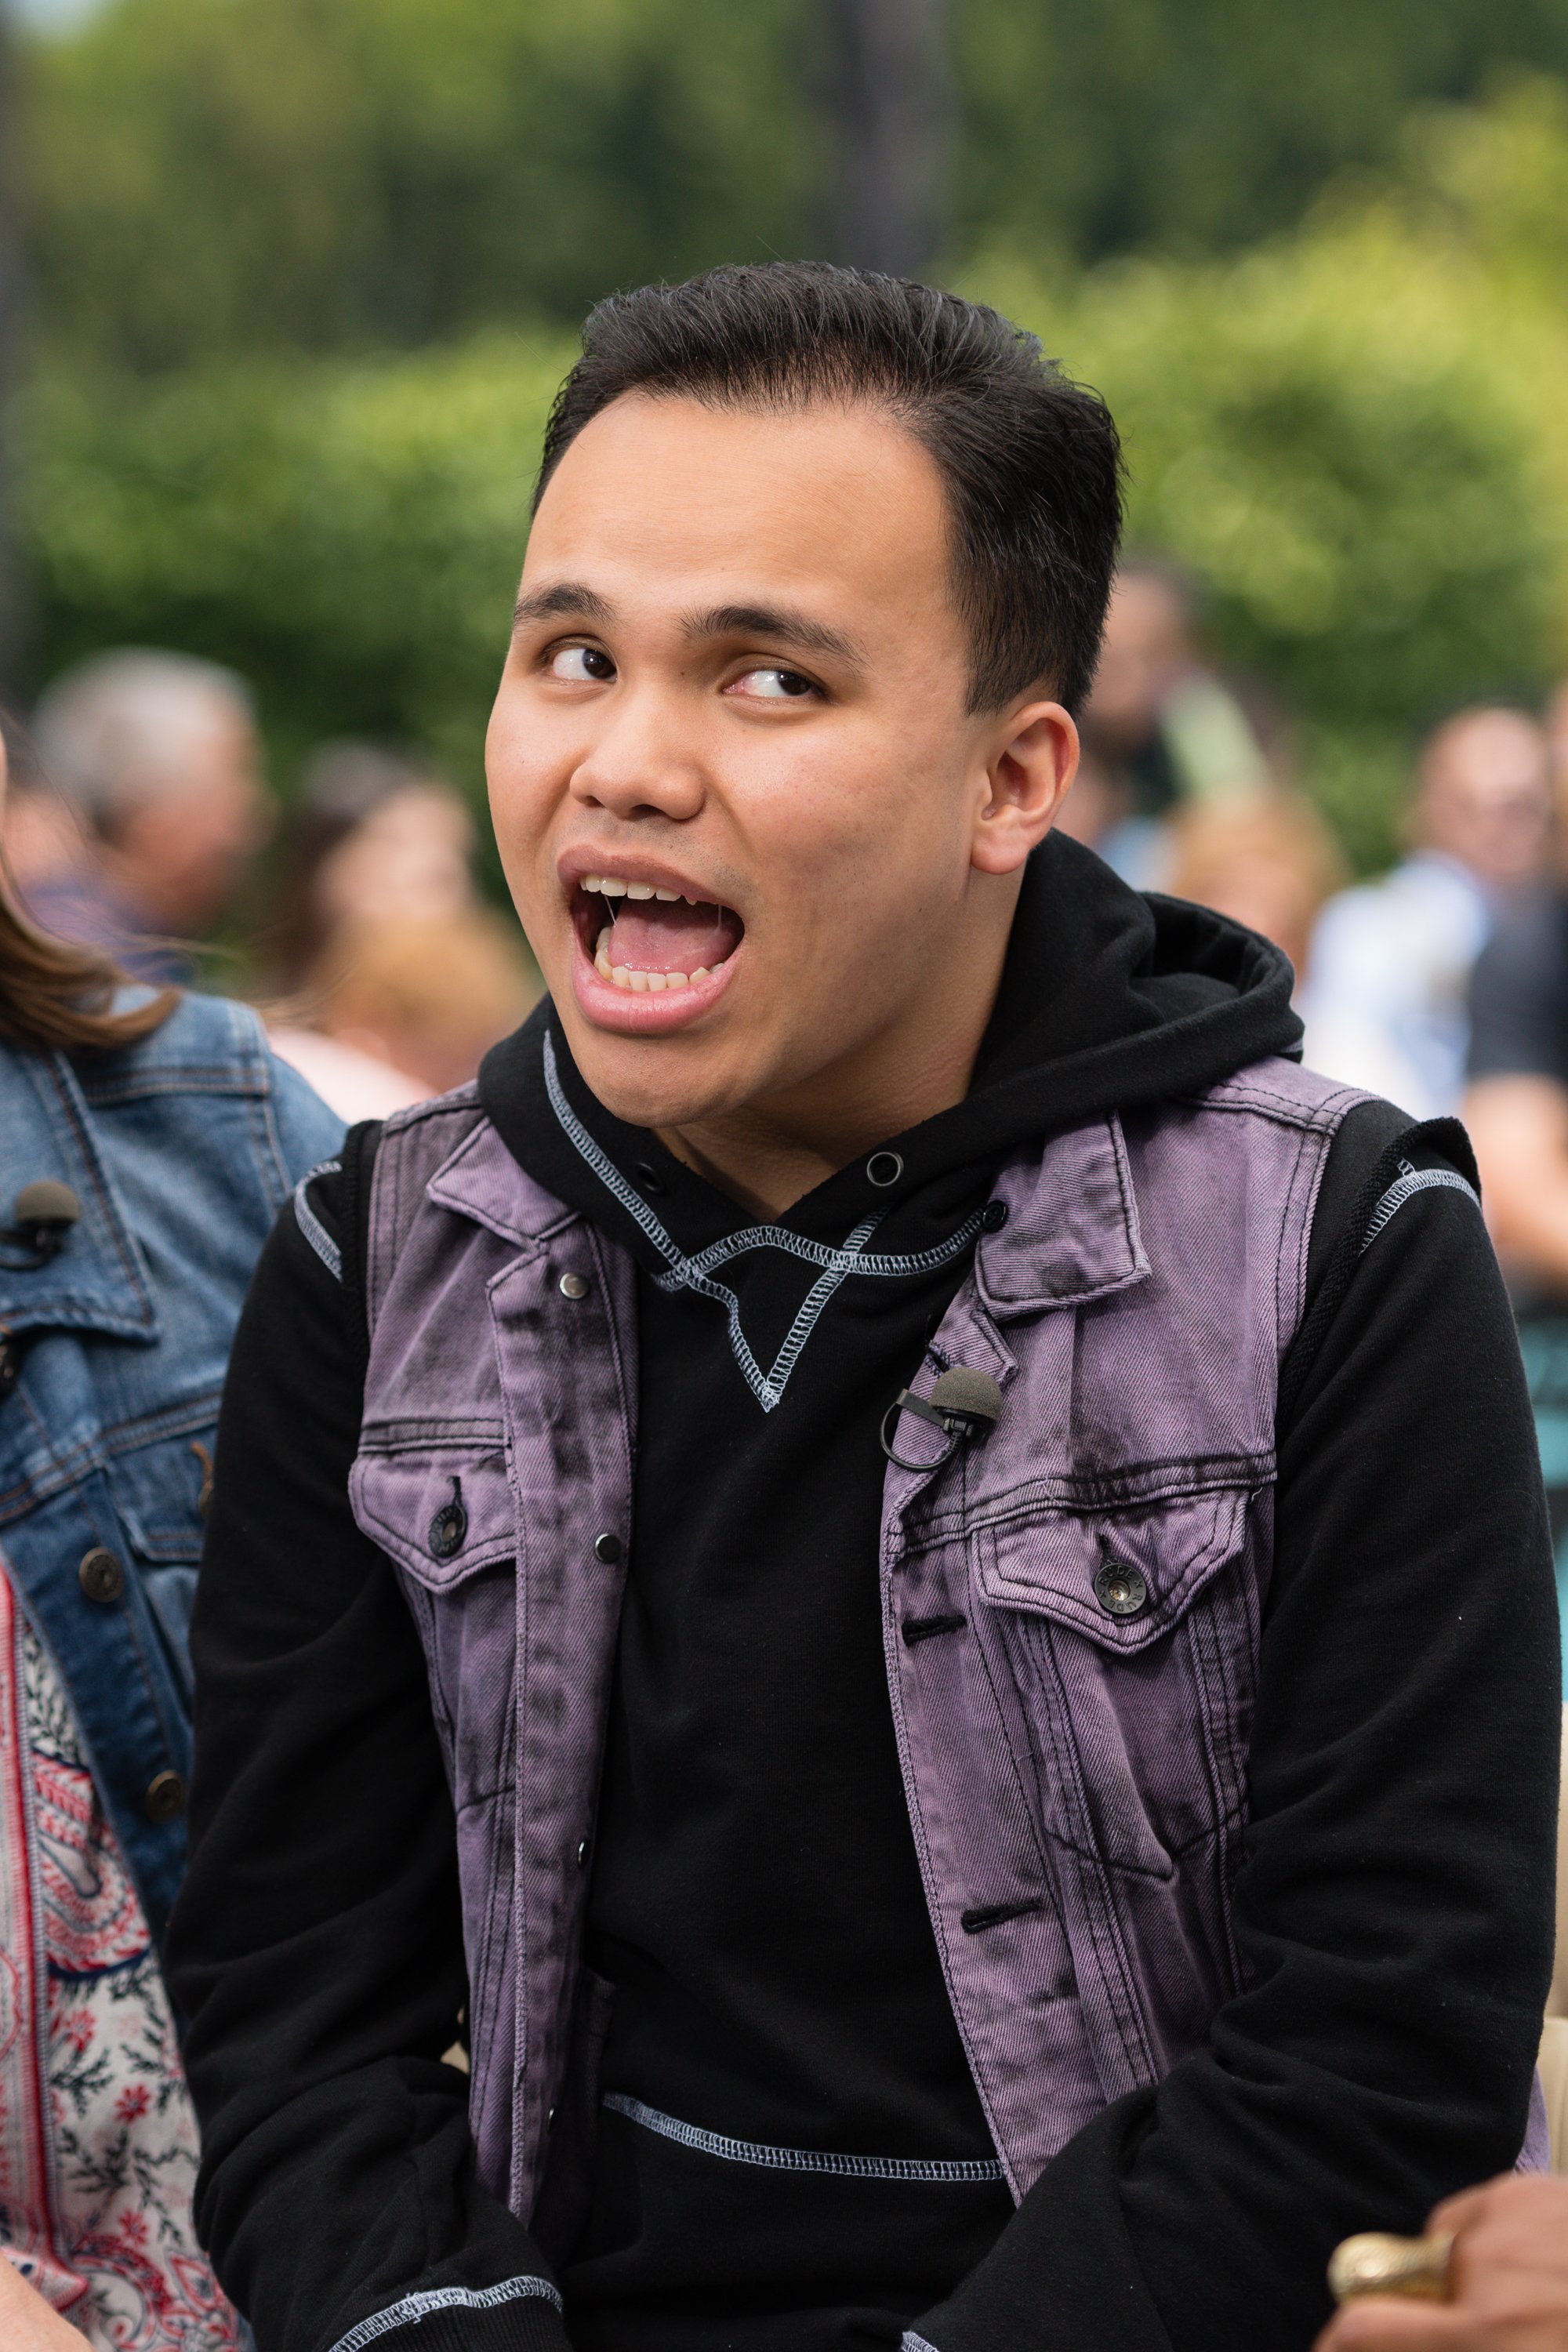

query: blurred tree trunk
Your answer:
[822,0,953,278]
[0,10,25,701]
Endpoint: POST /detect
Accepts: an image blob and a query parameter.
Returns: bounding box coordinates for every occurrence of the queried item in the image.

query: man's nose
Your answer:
[568,688,706,824]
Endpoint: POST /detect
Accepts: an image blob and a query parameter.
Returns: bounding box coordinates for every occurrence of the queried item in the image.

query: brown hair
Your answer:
[0,887,176,1055]
[0,712,175,1054]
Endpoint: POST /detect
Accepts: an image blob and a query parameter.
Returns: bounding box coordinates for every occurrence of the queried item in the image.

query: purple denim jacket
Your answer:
[347,1055,1422,2230]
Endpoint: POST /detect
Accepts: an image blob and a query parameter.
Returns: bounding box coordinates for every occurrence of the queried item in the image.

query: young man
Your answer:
[168,266,1557,2352]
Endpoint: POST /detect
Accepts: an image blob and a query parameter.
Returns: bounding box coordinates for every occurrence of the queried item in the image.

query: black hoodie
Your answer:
[171,838,1555,2352]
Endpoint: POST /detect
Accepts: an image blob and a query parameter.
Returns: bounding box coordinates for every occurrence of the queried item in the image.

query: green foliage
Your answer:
[953,0,1568,264]
[20,85,1568,868]
[21,335,572,784]
[973,202,1568,864]
[21,0,1568,373]
[18,0,818,369]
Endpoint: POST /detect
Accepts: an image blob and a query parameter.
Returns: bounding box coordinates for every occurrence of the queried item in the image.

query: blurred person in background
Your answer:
[273,912,540,1119]
[27,650,272,985]
[1076,557,1273,886]
[262,739,537,1116]
[1463,684,1568,1680]
[1303,706,1552,1117]
[1163,791,1346,988]
[0,718,89,904]
[261,739,481,995]
[0,717,340,2350]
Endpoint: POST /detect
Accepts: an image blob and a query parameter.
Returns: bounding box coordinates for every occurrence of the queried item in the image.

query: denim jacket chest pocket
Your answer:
[973,1485,1260,1882]
[350,1431,519,1807]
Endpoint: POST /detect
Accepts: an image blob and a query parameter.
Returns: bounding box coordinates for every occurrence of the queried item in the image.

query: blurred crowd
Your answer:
[0,651,540,1120]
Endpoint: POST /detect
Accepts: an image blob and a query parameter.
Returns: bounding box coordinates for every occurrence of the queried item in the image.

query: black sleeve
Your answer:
[911,1110,1559,2352]
[1468,894,1568,1084]
[167,1133,570,2352]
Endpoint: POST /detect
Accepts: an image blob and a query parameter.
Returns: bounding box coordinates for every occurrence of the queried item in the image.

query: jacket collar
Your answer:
[427,1112,577,1250]
[975,1114,1149,1317]
[431,1102,1151,1322]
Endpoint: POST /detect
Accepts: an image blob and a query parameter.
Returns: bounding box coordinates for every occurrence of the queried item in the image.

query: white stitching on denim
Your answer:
[604,2092,1005,2182]
[1362,1160,1480,1251]
[543,1033,982,1412]
[325,2276,562,2352]
[292,1158,343,1282]
[902,2335,942,2351]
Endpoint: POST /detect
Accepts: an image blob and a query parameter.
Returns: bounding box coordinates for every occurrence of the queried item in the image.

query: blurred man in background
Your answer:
[1069,557,1273,885]
[1303,705,1552,1116]
[23,648,270,982]
[1463,683,1568,1678]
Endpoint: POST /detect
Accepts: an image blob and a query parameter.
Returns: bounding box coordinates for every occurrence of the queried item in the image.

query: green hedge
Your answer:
[23,333,572,784]
[977,199,1568,863]
[21,129,1568,863]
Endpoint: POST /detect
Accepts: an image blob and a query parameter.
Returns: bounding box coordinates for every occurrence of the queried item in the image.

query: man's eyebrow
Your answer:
[684,603,864,670]
[512,581,615,632]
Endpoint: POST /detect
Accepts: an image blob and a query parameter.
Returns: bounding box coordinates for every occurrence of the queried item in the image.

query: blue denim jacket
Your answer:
[0,993,342,1945]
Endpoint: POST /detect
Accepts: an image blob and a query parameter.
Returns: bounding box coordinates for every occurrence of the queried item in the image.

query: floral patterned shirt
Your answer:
[0,1577,238,2352]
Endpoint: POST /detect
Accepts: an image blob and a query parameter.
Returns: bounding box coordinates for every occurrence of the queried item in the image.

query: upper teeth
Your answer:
[583,873,689,903]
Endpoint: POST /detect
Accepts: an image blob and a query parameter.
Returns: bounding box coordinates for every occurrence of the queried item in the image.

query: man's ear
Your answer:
[971,699,1080,877]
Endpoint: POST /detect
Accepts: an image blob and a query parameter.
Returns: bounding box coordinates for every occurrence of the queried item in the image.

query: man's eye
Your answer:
[729,667,819,702]
[548,644,615,683]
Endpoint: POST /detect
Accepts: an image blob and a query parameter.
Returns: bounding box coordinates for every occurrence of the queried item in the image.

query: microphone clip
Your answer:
[880,1367,1004,1472]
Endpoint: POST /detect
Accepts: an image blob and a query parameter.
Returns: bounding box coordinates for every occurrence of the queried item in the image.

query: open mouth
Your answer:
[575,872,745,995]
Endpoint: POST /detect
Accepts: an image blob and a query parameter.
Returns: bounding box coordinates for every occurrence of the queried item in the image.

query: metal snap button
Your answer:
[428,1479,468,1561]
[866,1150,903,1189]
[8,1180,82,1264]
[144,1769,187,1824]
[78,1547,125,1604]
[633,1161,666,1197]
[558,1271,590,1301]
[980,1200,1009,1233]
[1094,1560,1149,1620]
[593,1532,623,1565]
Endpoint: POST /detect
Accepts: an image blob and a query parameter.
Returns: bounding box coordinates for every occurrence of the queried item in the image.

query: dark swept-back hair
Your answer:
[535,263,1123,716]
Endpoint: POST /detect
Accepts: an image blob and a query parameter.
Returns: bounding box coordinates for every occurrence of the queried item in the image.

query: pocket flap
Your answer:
[350,1436,516,1594]
[977,1486,1251,1653]
[109,1429,212,1563]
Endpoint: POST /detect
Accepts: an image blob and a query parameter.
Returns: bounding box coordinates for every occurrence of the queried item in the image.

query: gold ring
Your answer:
[1329,2231,1455,2305]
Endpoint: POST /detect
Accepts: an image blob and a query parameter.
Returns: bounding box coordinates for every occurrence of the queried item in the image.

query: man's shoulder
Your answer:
[1475,887,1568,991]
[1185,1054,1375,1133]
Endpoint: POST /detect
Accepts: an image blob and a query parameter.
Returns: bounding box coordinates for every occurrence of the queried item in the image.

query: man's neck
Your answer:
[652,924,1013,1220]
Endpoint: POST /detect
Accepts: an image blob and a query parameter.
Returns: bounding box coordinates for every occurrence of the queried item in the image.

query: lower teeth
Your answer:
[594,924,710,993]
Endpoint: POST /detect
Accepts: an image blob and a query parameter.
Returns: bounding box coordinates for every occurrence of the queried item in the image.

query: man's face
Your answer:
[488,393,1069,1135]
[1417,710,1551,893]
[1081,571,1192,756]
[112,702,271,934]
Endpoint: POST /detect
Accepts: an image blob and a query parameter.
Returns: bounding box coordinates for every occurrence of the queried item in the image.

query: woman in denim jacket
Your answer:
[0,728,342,2350]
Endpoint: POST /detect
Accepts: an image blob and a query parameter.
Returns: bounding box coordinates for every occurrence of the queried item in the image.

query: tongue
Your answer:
[607,898,741,974]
